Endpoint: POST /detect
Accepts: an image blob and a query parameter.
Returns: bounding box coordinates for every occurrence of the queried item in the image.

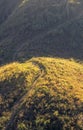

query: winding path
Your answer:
[4,61,46,130]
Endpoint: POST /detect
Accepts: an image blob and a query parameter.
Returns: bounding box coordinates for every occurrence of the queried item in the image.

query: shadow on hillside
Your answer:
[1,54,82,67]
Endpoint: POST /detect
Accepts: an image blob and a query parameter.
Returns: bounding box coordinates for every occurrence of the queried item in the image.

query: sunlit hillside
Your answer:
[0,57,83,130]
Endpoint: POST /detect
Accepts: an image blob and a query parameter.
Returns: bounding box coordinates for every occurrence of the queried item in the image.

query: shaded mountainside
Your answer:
[0,0,22,25]
[0,57,83,130]
[0,0,83,64]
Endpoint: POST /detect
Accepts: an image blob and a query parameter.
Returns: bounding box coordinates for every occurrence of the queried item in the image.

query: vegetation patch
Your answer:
[0,57,83,130]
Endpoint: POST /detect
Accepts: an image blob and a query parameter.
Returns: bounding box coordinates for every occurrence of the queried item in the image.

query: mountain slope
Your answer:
[0,57,83,130]
[0,0,83,64]
[0,0,22,25]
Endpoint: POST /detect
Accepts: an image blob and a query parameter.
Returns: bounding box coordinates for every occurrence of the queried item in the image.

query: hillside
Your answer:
[0,57,83,130]
[0,0,22,25]
[0,0,83,64]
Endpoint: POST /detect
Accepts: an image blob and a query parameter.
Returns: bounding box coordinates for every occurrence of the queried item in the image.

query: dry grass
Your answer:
[0,57,83,129]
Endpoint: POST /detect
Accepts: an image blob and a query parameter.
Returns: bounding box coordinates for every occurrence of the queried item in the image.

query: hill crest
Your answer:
[0,57,83,129]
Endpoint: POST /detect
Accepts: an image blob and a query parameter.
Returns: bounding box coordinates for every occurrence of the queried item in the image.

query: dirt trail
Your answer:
[4,61,46,130]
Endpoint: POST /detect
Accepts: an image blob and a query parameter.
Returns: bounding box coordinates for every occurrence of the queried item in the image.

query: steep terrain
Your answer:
[0,57,83,130]
[0,0,83,130]
[0,0,83,64]
[0,0,22,25]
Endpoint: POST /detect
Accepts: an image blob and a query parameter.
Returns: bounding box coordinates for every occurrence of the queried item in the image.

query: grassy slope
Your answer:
[0,57,83,129]
[0,0,83,64]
